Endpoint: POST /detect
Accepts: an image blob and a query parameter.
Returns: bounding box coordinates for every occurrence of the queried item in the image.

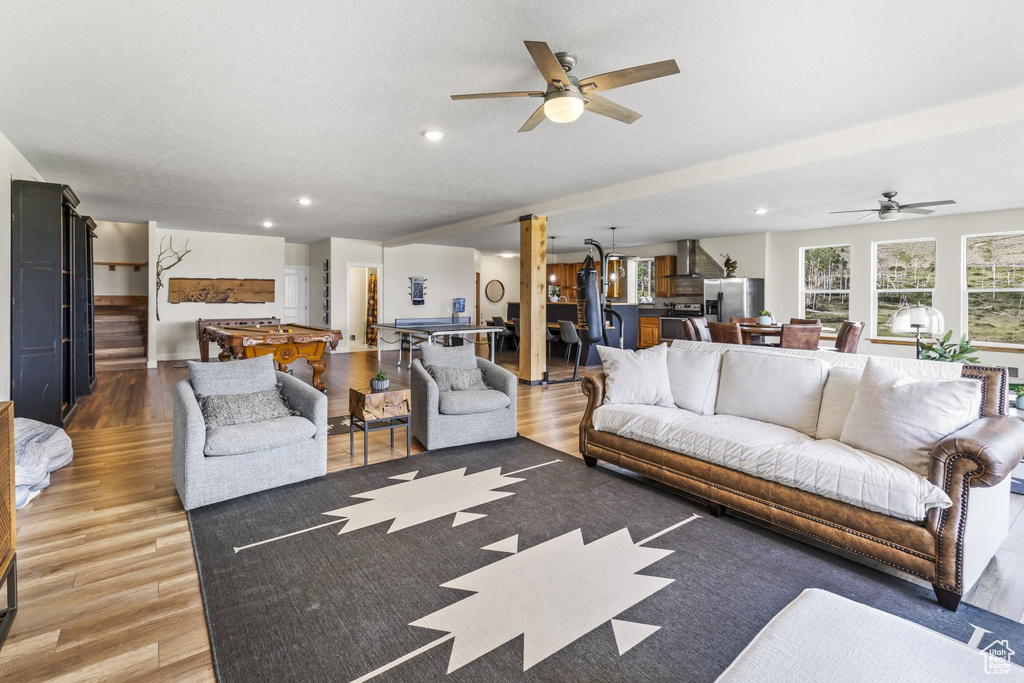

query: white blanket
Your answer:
[592,404,951,522]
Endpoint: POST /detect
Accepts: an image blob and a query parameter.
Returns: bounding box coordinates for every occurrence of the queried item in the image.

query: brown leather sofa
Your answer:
[579,363,1023,611]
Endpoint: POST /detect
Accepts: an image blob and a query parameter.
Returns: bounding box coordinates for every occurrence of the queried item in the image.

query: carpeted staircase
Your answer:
[94,295,148,371]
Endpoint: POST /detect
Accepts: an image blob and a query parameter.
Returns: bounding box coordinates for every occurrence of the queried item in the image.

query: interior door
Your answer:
[284,267,309,325]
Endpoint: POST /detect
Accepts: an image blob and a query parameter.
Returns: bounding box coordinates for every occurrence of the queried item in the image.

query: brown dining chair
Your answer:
[730,317,758,324]
[709,321,743,344]
[685,316,711,342]
[790,318,821,325]
[780,323,822,350]
[831,321,864,354]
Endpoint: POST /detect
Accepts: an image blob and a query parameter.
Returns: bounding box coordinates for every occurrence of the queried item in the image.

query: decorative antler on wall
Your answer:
[155,236,191,321]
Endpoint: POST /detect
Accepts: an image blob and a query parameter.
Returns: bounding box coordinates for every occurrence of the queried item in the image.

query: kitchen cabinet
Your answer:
[654,255,676,298]
[638,317,661,349]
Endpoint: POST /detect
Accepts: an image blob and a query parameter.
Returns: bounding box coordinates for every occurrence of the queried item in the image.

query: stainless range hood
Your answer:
[665,239,702,278]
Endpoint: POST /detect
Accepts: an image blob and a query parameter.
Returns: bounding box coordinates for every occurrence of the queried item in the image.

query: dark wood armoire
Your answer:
[10,180,96,426]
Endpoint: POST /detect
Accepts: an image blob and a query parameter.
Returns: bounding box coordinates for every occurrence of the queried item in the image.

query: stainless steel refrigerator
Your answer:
[703,278,765,323]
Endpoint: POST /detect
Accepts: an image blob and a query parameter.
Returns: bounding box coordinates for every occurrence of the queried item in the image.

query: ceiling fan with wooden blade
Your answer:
[451,41,679,132]
[830,191,957,222]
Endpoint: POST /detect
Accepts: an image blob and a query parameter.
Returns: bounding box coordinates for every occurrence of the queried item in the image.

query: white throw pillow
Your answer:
[666,348,722,415]
[598,344,674,407]
[816,367,863,441]
[715,351,829,436]
[839,359,982,476]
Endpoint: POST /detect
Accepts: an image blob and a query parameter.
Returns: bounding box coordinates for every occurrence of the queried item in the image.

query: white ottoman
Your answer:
[716,589,1024,682]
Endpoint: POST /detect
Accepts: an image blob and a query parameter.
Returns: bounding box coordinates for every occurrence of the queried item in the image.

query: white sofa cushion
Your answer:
[666,347,722,415]
[815,366,863,441]
[840,360,982,476]
[592,403,951,521]
[597,344,674,407]
[716,350,829,437]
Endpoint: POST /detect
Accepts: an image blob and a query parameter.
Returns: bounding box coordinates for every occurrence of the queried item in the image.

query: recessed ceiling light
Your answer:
[262,220,274,228]
[298,197,312,206]
[423,130,446,141]
[754,208,768,215]
[499,253,514,258]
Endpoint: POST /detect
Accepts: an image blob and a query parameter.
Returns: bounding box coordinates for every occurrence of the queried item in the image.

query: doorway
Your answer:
[347,264,381,351]
[284,266,309,325]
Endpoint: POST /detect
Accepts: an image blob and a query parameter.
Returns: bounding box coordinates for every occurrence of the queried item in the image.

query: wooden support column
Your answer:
[519,214,547,384]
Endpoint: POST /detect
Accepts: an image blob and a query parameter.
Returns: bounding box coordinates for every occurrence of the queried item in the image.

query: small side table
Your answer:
[349,387,412,466]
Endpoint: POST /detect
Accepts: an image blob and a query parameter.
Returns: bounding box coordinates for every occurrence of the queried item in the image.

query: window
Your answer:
[802,245,850,326]
[636,258,654,304]
[874,239,936,338]
[965,232,1024,345]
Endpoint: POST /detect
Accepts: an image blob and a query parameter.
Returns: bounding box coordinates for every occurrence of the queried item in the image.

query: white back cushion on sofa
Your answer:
[815,366,863,441]
[840,359,982,476]
[666,347,722,415]
[597,344,674,407]
[716,350,829,437]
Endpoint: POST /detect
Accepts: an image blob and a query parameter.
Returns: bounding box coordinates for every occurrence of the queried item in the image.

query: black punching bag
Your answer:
[576,254,603,344]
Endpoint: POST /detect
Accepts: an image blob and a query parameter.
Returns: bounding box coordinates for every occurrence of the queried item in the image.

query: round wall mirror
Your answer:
[484,279,505,303]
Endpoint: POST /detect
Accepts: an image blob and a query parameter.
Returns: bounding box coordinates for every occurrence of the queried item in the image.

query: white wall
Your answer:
[330,238,384,352]
[380,244,477,325]
[285,242,310,267]
[93,221,149,295]
[308,239,331,328]
[1,131,44,400]
[700,233,768,279]
[479,255,520,323]
[348,267,369,345]
[153,228,285,360]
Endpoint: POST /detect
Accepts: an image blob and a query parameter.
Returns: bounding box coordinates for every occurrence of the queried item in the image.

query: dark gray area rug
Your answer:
[327,414,351,434]
[188,436,1024,682]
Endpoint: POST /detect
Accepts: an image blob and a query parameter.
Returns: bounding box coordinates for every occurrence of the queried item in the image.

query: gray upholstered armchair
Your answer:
[173,355,327,510]
[411,344,517,450]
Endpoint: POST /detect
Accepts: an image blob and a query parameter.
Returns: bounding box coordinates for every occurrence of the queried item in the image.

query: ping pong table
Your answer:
[373,317,501,367]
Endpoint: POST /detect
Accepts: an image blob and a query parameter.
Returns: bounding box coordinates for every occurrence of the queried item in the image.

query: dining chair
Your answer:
[511,318,522,350]
[790,317,822,325]
[685,316,711,342]
[730,316,764,344]
[780,323,822,350]
[730,317,758,324]
[491,316,517,352]
[545,325,557,356]
[558,320,581,363]
[709,321,743,344]
[831,321,864,354]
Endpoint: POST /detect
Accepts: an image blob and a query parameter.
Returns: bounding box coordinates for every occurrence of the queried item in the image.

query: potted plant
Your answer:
[757,309,774,325]
[917,331,980,364]
[1010,382,1024,410]
[370,369,389,391]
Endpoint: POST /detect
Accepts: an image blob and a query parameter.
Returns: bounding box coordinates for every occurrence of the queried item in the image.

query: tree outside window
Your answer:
[802,245,850,327]
[637,258,654,304]
[965,232,1024,345]
[874,240,936,338]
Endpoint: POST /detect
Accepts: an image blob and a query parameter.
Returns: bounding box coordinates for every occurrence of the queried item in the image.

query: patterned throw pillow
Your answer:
[197,388,296,428]
[425,365,489,392]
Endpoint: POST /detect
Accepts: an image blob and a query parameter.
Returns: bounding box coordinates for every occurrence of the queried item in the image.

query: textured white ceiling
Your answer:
[1,0,1023,246]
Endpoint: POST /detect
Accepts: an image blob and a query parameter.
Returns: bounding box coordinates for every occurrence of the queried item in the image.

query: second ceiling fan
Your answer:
[451,41,680,132]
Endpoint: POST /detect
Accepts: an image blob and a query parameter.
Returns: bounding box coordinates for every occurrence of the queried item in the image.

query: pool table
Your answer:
[204,324,342,391]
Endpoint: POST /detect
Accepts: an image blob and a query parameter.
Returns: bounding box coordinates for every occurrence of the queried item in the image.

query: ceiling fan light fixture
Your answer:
[543,91,585,123]
[879,210,901,221]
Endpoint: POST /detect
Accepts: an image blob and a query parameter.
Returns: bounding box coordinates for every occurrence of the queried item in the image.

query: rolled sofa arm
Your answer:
[579,373,607,455]
[929,415,1024,490]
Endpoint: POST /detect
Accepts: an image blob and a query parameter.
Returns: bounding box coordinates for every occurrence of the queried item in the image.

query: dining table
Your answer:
[737,323,835,346]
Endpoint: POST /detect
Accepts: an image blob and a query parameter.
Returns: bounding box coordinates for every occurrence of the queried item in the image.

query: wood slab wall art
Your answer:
[168,278,275,304]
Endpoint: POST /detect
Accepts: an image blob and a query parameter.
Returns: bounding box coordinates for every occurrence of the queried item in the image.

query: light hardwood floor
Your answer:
[0,347,1022,681]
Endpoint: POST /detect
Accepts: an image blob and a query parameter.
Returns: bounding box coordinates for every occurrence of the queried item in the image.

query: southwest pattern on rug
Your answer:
[188,437,1024,682]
